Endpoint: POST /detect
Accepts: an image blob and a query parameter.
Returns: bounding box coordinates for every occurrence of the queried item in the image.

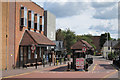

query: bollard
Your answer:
[67,62,70,71]
[35,59,37,69]
[54,58,55,66]
[60,58,61,65]
[43,59,45,67]
[56,60,59,66]
[71,62,73,69]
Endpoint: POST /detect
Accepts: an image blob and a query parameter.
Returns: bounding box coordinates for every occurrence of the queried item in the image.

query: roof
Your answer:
[91,36,100,51]
[20,30,55,46]
[103,40,118,47]
[113,41,120,49]
[71,40,92,50]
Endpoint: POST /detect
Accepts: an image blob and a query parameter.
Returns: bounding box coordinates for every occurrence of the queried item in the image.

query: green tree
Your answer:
[56,28,77,53]
[64,29,77,53]
[76,34,96,49]
[99,32,111,48]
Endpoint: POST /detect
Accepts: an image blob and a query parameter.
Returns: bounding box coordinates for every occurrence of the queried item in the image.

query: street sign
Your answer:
[31,44,36,53]
[82,47,87,52]
[76,58,84,69]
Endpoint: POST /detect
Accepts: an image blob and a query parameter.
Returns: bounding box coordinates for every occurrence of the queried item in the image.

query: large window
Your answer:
[20,6,27,27]
[42,16,44,31]
[28,47,31,59]
[39,47,41,58]
[28,10,34,29]
[34,14,40,31]
[39,16,44,31]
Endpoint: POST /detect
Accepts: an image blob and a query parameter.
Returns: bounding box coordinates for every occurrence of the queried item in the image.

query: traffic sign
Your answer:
[31,44,36,53]
[76,58,84,69]
[82,47,87,52]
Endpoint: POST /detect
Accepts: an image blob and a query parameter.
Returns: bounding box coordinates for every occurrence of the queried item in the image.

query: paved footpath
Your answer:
[1,56,119,79]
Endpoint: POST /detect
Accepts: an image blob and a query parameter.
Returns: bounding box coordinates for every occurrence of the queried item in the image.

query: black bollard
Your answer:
[43,59,45,67]
[67,62,70,71]
[35,59,37,69]
[71,62,73,69]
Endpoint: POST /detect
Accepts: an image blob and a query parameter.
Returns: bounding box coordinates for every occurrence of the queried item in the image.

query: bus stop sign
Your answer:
[76,58,84,69]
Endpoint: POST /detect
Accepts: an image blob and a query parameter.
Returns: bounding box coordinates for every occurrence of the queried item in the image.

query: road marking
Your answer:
[2,71,33,78]
[92,64,97,72]
[100,70,118,80]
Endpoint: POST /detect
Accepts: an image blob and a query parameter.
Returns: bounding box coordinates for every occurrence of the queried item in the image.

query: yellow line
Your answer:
[104,70,118,78]
[92,64,97,72]
[100,70,118,80]
[2,71,33,78]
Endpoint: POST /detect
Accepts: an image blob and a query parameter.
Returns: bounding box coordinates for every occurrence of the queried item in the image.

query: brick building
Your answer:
[1,1,55,70]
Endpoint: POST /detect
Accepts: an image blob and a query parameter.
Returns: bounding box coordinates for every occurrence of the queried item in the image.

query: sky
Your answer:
[32,0,119,39]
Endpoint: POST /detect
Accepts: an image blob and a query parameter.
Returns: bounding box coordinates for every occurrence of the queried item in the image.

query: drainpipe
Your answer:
[14,0,16,69]
[5,1,8,70]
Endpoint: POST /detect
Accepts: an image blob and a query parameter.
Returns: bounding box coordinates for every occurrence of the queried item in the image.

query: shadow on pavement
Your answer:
[99,64,115,70]
[50,66,67,72]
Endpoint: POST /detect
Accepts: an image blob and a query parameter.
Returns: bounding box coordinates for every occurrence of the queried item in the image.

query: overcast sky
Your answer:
[32,0,119,39]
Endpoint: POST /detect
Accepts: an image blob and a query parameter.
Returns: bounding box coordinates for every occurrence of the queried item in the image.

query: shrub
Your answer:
[108,53,116,60]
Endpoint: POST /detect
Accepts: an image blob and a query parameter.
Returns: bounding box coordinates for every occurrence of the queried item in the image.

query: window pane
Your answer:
[31,11,34,29]
[28,47,31,59]
[24,7,27,27]
[42,16,44,31]
[37,14,40,30]
[39,47,41,57]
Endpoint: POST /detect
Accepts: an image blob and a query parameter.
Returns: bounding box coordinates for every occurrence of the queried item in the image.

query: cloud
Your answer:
[43,2,90,18]
[91,2,116,8]
[91,2,118,19]
[89,23,117,34]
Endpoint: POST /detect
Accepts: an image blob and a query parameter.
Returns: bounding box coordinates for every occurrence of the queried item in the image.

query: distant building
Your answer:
[44,10,56,62]
[71,40,93,53]
[44,10,56,41]
[53,41,65,59]
[91,36,101,53]
[102,40,118,59]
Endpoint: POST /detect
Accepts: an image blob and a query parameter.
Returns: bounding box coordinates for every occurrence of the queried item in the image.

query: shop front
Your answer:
[19,30,55,68]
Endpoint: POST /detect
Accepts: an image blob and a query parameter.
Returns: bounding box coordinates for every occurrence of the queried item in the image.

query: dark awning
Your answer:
[20,30,55,46]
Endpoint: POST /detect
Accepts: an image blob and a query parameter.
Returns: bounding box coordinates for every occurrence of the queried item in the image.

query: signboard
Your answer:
[82,47,87,52]
[31,44,36,53]
[76,58,84,69]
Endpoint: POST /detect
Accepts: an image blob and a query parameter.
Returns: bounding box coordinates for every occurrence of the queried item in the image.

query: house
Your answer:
[102,40,118,59]
[71,40,93,53]
[91,36,101,53]
[1,1,56,70]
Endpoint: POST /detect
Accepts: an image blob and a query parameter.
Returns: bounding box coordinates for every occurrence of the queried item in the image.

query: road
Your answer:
[2,56,119,80]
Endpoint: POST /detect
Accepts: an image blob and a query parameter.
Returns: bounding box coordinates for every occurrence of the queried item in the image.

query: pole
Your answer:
[107,32,109,59]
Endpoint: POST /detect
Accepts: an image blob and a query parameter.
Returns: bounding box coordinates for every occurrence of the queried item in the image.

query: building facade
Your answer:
[102,40,118,59]
[1,1,55,70]
[44,11,56,63]
[44,10,56,41]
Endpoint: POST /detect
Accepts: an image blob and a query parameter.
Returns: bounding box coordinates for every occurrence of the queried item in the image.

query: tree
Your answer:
[76,34,96,49]
[99,32,111,48]
[64,29,77,53]
[56,28,77,53]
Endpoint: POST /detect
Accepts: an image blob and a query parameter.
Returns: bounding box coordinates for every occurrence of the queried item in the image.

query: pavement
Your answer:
[1,56,120,79]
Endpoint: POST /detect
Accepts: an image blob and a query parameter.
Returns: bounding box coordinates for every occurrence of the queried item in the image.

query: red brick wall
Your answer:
[15,1,44,66]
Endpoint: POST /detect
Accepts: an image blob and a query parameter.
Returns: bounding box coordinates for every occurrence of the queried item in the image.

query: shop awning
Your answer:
[20,30,55,46]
